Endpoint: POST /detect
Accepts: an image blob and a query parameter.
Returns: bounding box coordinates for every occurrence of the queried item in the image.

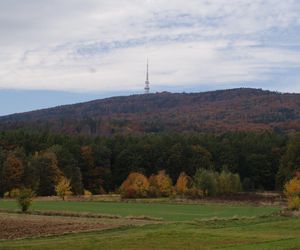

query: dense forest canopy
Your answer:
[0,129,299,196]
[0,88,299,135]
[0,88,299,197]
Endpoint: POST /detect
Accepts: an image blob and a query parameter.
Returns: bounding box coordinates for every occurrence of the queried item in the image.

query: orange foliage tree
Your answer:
[149,170,173,197]
[175,172,192,195]
[120,172,149,198]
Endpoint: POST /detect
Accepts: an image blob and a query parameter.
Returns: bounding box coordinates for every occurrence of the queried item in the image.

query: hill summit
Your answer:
[0,88,299,135]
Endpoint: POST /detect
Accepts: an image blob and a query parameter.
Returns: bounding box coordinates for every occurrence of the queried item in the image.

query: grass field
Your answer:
[0,199,299,249]
[0,216,299,249]
[0,200,280,221]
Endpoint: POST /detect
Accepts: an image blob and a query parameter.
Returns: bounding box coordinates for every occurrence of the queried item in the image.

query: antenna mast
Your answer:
[144,59,150,94]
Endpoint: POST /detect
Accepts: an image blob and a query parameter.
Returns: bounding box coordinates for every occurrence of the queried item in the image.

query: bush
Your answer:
[287,196,300,210]
[17,188,35,212]
[121,188,137,199]
[4,188,21,198]
[148,185,160,198]
[83,189,93,200]
[184,188,203,199]
[284,177,300,198]
[84,189,92,196]
[9,188,21,198]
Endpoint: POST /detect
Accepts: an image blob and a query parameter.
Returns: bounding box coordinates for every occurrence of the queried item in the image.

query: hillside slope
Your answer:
[0,88,299,135]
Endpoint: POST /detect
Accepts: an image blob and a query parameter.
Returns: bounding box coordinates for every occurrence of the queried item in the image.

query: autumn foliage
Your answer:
[2,152,24,191]
[175,172,192,195]
[148,170,173,197]
[284,172,300,210]
[120,172,149,198]
[120,169,242,199]
[55,177,73,200]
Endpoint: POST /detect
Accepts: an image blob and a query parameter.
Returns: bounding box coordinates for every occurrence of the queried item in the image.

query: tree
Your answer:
[277,133,300,188]
[2,152,24,192]
[120,172,149,198]
[149,170,173,197]
[55,177,72,200]
[80,145,109,194]
[17,188,35,212]
[194,169,217,196]
[217,171,242,194]
[217,171,231,194]
[36,151,63,196]
[70,167,84,195]
[189,145,213,173]
[49,145,84,195]
[284,173,300,210]
[175,172,192,195]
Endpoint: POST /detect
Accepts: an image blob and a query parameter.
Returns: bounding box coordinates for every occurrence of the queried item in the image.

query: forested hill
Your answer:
[0,88,299,135]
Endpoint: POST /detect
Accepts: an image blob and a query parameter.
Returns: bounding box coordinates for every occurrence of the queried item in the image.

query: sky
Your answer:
[1,0,300,115]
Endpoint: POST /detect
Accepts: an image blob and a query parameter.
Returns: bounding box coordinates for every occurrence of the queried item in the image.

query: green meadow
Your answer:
[0,200,279,221]
[1,200,299,250]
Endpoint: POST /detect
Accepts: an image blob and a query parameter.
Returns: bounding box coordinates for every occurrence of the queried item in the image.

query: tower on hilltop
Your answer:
[144,59,150,94]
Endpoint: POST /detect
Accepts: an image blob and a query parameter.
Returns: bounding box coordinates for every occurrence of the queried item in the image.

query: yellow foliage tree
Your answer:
[55,177,72,200]
[120,172,149,198]
[149,170,173,197]
[284,175,300,210]
[175,172,191,195]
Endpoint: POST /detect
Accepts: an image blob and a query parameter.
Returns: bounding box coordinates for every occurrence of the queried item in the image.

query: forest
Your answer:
[0,129,299,197]
[0,88,300,136]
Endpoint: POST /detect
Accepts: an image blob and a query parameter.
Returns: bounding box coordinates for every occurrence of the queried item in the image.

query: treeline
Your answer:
[120,169,242,199]
[0,130,299,197]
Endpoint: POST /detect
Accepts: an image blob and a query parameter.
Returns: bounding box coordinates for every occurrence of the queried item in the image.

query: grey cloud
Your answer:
[0,0,300,92]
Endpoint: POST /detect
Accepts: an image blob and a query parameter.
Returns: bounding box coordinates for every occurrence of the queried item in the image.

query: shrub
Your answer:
[9,188,21,198]
[148,185,160,198]
[121,188,137,199]
[120,172,149,198]
[284,177,300,198]
[4,188,21,198]
[84,189,92,196]
[287,196,300,210]
[185,188,203,199]
[17,188,35,212]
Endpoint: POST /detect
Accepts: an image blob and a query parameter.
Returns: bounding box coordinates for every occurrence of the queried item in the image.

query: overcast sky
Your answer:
[1,0,300,115]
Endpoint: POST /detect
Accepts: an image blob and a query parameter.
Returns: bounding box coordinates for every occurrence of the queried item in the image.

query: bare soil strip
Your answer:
[0,212,157,240]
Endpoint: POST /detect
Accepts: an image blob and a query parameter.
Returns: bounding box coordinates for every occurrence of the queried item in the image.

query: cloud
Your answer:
[0,0,300,93]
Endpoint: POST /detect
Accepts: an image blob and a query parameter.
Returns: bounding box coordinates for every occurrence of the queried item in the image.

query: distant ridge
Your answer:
[0,88,299,135]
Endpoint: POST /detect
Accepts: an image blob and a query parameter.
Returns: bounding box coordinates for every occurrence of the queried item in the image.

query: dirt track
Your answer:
[0,212,151,240]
